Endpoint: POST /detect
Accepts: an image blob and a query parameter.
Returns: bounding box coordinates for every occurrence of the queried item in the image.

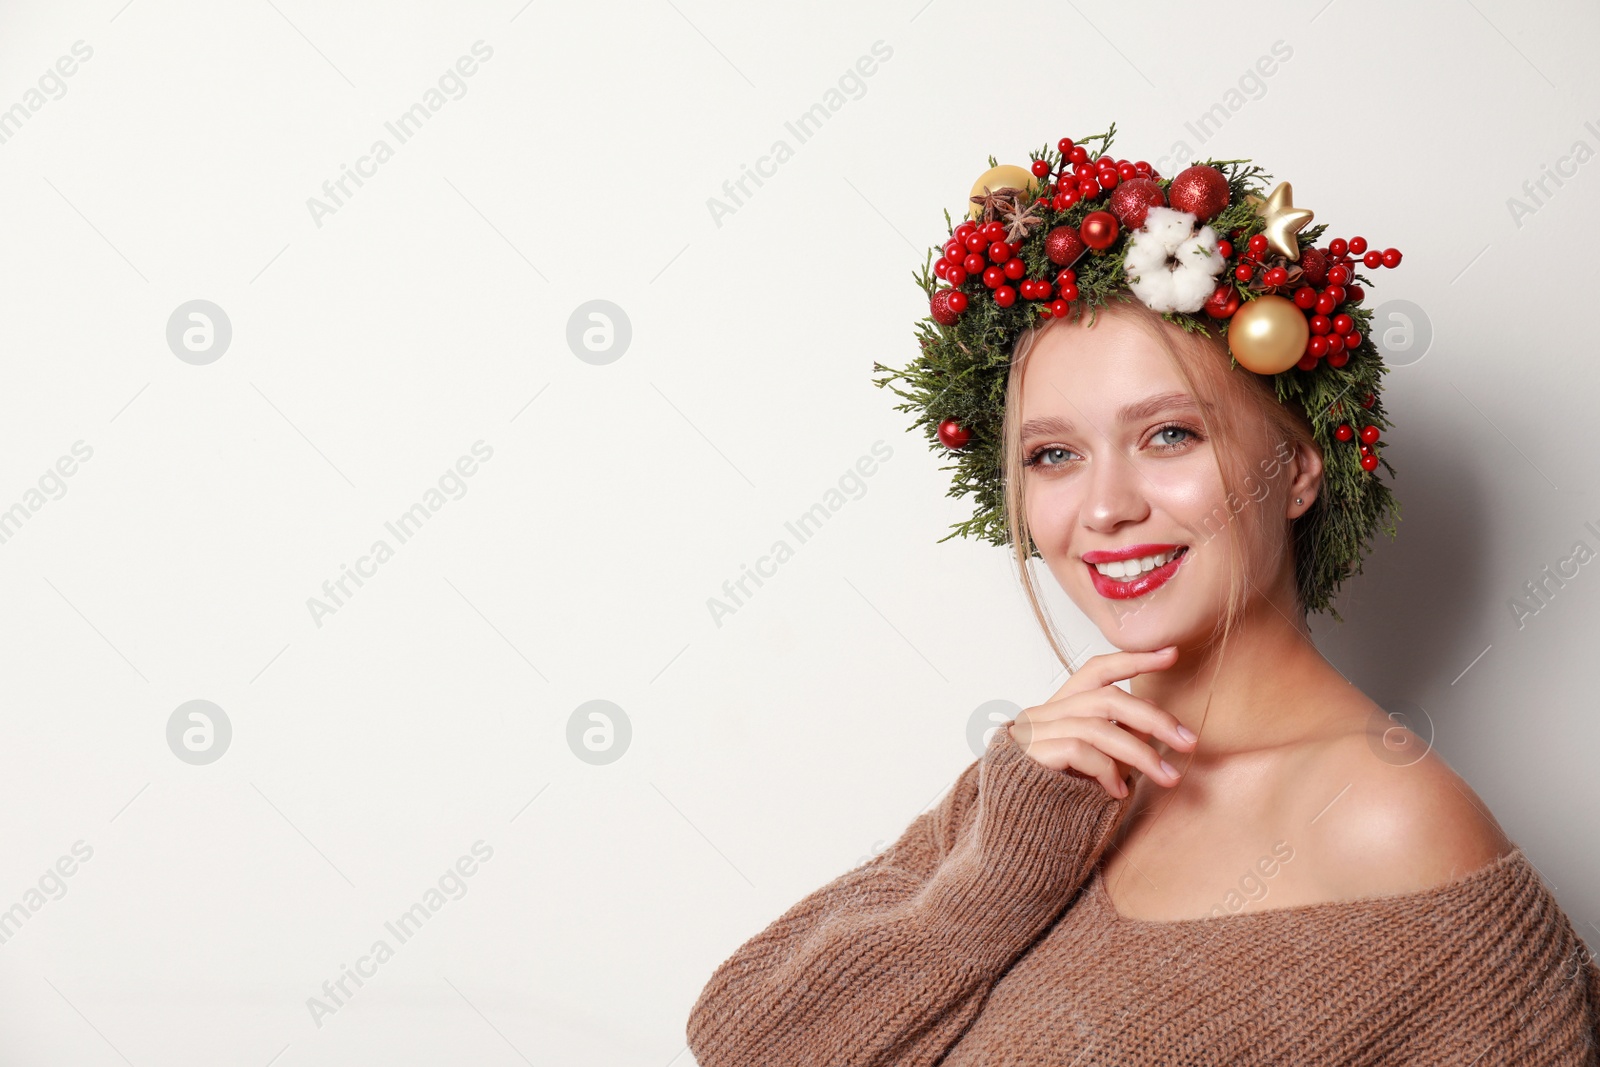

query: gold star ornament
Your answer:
[1243,181,1314,261]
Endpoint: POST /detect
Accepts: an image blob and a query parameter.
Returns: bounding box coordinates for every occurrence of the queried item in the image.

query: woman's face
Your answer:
[1019,309,1294,651]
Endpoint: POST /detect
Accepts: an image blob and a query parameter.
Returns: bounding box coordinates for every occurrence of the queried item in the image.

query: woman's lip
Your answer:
[1087,547,1189,600]
[1082,542,1186,564]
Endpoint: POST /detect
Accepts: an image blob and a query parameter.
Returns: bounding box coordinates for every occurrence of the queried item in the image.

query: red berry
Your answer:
[1359,425,1380,445]
[1248,234,1269,255]
[1217,240,1233,258]
[1079,177,1102,199]
[1328,350,1351,368]
[1309,314,1331,335]
[1382,248,1402,268]
[947,291,967,313]
[1055,268,1077,287]
[1360,453,1379,472]
[988,241,1012,263]
[1308,335,1330,358]
[1058,283,1079,301]
[935,259,950,279]
[1235,264,1254,282]
[1020,279,1037,299]
[946,266,967,286]
[1069,146,1088,164]
[1346,284,1365,304]
[1265,267,1289,287]
[1327,265,1351,286]
[964,232,987,254]
[1035,282,1052,301]
[1004,257,1026,280]
[1293,286,1317,310]
[983,266,1004,288]
[1329,238,1348,257]
[1332,314,1353,335]
[963,253,984,275]
[1345,330,1362,348]
[1058,138,1075,154]
[944,239,963,261]
[993,285,1017,308]
[1348,236,1367,254]
[980,221,1005,242]
[1050,298,1069,317]
[1363,250,1383,269]
[1134,161,1152,175]
[953,221,977,240]
[1204,284,1241,319]
[1031,159,1050,179]
[1360,392,1375,408]
[1335,423,1354,442]
[937,418,971,449]
[1297,353,1319,371]
[1315,293,1337,315]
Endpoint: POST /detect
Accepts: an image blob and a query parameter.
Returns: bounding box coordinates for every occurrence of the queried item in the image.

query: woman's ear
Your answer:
[1287,438,1324,520]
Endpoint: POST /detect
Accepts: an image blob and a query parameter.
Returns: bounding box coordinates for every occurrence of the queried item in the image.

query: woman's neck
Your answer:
[1129,595,1358,761]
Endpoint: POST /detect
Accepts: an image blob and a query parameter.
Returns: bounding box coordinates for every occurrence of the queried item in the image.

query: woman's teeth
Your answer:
[1093,547,1186,580]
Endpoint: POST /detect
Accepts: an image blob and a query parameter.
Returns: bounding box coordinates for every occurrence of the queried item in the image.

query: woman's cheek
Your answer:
[1026,479,1077,549]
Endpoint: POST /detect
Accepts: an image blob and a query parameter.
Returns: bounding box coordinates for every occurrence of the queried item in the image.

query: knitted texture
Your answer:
[686,723,1600,1065]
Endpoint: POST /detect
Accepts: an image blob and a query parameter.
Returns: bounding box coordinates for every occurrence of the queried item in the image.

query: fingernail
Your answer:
[1176,724,1198,743]
[1160,759,1180,779]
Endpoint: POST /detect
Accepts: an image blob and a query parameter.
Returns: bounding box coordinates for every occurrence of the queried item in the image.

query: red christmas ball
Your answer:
[1298,247,1329,286]
[930,289,965,326]
[1108,177,1166,230]
[1045,225,1086,266]
[1166,165,1230,222]
[1080,211,1119,251]
[937,419,971,450]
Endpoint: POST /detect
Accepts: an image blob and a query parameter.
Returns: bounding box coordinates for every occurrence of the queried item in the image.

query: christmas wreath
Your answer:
[872,122,1403,620]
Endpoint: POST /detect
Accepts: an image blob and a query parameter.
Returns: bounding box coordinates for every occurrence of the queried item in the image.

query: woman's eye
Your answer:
[1028,446,1074,468]
[1152,425,1198,449]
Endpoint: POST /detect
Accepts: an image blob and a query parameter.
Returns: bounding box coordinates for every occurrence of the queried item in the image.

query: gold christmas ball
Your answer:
[968,164,1038,219]
[1229,295,1309,374]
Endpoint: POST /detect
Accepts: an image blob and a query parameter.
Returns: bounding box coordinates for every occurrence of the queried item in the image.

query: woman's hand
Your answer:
[1006,646,1198,799]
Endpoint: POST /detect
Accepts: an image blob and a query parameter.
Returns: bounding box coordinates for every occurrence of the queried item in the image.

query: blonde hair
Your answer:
[1001,296,1324,674]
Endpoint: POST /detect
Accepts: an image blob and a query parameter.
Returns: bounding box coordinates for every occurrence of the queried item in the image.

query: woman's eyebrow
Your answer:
[1021,392,1199,439]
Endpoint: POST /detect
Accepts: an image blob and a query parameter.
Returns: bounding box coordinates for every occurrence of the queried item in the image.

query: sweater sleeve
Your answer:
[685,719,1132,1067]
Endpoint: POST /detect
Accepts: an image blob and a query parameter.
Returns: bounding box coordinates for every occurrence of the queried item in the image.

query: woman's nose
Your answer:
[1081,448,1150,533]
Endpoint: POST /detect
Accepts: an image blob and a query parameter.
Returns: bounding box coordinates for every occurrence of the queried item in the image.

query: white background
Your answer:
[0,1,1596,1063]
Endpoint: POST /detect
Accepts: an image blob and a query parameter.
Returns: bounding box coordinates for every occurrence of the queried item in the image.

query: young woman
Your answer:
[685,129,1600,1064]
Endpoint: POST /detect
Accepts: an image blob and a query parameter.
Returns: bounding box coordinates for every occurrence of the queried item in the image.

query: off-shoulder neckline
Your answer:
[1088,845,1531,929]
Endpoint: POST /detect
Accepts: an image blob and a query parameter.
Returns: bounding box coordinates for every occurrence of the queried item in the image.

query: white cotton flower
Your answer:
[1122,205,1227,314]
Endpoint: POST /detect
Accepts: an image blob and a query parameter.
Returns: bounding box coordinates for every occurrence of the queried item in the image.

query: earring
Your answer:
[1295,497,1302,504]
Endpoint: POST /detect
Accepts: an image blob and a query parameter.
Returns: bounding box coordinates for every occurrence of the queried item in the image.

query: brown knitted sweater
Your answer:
[687,719,1600,1065]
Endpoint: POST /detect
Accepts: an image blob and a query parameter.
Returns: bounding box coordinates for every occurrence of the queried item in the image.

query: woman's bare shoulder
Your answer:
[1282,711,1515,903]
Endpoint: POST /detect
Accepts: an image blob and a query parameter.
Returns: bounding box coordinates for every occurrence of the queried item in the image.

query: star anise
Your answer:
[1001,199,1046,244]
[969,185,1020,222]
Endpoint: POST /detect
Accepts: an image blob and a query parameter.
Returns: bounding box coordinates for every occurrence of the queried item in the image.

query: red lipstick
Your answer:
[1083,543,1189,600]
